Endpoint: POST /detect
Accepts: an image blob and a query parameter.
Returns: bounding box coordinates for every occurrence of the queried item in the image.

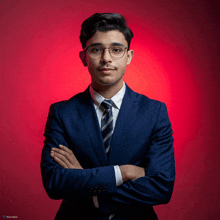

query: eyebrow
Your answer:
[89,42,126,47]
[111,42,125,47]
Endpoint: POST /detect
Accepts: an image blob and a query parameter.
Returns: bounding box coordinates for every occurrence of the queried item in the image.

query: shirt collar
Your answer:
[89,82,126,110]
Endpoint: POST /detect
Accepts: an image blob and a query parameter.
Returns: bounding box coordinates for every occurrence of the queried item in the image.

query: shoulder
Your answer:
[137,92,162,106]
[48,88,90,112]
[129,89,171,129]
[126,84,165,111]
[137,93,168,121]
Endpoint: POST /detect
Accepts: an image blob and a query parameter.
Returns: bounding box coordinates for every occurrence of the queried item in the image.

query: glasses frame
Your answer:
[83,44,128,59]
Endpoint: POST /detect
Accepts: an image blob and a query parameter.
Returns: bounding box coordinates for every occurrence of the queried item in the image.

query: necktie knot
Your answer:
[101,99,113,110]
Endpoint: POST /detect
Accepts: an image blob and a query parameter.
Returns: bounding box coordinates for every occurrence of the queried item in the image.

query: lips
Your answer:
[99,67,115,71]
[100,70,111,75]
[99,66,116,74]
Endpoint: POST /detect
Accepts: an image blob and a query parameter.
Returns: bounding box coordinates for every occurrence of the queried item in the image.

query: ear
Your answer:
[126,50,134,65]
[79,51,88,67]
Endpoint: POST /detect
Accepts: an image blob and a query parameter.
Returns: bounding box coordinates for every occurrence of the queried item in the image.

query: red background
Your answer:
[1,0,220,219]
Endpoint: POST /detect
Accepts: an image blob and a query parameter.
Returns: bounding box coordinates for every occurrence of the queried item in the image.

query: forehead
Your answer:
[86,30,127,47]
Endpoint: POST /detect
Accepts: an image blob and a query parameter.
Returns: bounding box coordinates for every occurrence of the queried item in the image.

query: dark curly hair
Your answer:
[80,13,133,50]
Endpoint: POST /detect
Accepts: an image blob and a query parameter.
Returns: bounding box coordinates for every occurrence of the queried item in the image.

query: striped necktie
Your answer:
[101,99,113,154]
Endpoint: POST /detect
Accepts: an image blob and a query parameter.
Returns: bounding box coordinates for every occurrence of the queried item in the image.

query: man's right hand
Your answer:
[119,165,145,182]
[50,145,83,169]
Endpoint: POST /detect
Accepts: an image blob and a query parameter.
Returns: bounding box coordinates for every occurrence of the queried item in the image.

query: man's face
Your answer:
[80,30,133,89]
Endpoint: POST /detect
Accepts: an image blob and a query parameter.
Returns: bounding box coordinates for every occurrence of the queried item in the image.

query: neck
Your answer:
[91,81,124,99]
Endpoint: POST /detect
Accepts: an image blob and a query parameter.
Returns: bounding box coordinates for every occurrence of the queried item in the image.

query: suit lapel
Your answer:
[75,85,139,167]
[77,88,108,166]
[108,85,138,165]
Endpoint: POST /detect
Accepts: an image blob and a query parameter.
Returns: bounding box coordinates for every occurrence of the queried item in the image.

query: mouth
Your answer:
[99,67,116,74]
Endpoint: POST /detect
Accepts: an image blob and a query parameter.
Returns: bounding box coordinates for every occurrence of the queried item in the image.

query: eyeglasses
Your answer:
[84,44,128,59]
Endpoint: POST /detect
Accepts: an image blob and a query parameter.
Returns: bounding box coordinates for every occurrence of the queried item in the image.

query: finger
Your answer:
[52,148,74,162]
[50,151,69,168]
[59,144,74,154]
[53,155,68,169]
[51,147,70,155]
[50,151,54,157]
[51,147,82,169]
[54,147,79,163]
[51,148,68,157]
[53,152,74,168]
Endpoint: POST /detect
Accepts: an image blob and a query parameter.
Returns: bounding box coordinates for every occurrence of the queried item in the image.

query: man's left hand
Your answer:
[50,145,83,169]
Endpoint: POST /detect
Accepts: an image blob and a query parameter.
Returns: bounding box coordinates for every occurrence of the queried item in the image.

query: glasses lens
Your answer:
[88,46,103,57]
[110,46,125,58]
[87,46,126,58]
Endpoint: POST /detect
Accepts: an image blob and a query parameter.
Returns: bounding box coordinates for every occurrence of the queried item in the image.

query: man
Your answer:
[41,13,175,220]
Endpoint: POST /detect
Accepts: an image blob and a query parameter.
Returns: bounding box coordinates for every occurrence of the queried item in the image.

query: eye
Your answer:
[111,47,123,53]
[90,47,102,53]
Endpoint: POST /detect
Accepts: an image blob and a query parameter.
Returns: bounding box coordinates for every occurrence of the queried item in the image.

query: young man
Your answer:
[41,13,175,220]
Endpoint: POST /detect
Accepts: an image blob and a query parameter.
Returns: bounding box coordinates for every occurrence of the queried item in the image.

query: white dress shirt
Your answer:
[89,82,126,209]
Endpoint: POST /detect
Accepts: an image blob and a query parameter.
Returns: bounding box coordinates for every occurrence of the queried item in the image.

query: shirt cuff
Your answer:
[114,165,123,186]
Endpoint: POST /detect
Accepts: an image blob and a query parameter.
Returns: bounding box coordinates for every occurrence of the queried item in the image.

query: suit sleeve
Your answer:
[98,102,175,214]
[40,103,117,200]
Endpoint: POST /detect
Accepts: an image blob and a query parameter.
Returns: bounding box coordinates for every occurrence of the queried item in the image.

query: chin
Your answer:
[99,79,119,86]
[101,76,123,85]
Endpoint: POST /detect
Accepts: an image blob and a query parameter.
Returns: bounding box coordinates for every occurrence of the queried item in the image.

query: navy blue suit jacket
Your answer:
[41,84,175,220]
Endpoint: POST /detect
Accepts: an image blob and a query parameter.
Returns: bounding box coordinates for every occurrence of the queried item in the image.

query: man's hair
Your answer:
[80,13,133,50]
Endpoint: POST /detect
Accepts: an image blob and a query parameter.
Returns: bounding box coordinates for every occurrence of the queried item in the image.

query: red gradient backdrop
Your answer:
[1,0,220,219]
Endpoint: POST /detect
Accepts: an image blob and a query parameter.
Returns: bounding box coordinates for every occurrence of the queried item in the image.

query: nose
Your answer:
[101,48,112,63]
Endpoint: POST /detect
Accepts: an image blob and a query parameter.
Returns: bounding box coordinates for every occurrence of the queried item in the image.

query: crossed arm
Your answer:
[41,101,175,215]
[50,144,145,183]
